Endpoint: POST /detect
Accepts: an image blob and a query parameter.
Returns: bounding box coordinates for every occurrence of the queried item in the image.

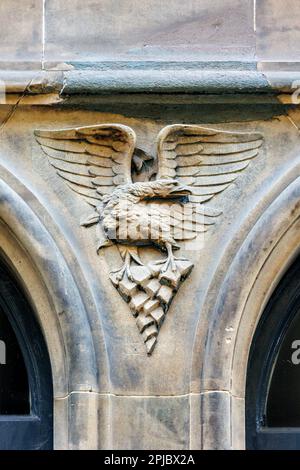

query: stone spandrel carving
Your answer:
[35,124,263,354]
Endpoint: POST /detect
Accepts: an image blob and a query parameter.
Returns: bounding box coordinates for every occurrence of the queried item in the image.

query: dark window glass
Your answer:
[0,305,29,415]
[0,259,53,449]
[247,255,300,449]
[266,307,300,427]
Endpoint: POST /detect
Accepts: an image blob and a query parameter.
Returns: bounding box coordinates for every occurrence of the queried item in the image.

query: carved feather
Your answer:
[157,125,264,204]
[155,124,263,240]
[34,122,263,246]
[35,124,136,206]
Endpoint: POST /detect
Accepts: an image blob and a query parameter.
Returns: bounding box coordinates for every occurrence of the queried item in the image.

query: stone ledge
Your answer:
[0,62,300,96]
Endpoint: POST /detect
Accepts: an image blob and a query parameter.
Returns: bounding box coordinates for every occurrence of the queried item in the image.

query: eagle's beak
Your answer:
[170,184,192,195]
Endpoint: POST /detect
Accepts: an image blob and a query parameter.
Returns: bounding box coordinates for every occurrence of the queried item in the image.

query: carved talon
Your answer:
[153,242,186,273]
[163,257,177,273]
[111,251,135,281]
[112,266,124,281]
[111,265,132,281]
[156,255,186,273]
[127,270,134,282]
[97,239,113,253]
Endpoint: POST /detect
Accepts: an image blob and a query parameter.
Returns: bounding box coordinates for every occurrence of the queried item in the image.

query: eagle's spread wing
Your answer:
[157,124,264,240]
[35,124,136,206]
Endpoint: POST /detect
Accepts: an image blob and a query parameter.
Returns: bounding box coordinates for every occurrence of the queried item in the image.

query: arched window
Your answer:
[246,254,300,449]
[0,259,53,449]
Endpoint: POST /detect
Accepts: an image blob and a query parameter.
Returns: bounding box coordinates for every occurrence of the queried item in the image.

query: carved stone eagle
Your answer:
[35,124,263,354]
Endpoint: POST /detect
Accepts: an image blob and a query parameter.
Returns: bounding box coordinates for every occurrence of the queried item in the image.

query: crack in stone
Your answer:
[0,77,34,133]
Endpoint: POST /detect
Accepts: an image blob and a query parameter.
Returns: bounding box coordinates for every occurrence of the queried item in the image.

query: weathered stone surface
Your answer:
[56,392,100,450]
[0,0,299,447]
[200,392,231,450]
[44,0,255,64]
[0,1,43,63]
[189,394,202,450]
[256,0,300,60]
[109,395,190,449]
[0,179,102,450]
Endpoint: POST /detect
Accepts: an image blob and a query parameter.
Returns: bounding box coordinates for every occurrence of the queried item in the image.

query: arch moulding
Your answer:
[0,166,100,449]
[196,167,300,449]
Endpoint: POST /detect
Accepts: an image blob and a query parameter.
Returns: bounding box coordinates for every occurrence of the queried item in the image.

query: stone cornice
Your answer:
[0,62,299,99]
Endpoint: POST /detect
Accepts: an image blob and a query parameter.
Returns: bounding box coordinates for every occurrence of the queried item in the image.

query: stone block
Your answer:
[159,267,181,289]
[118,276,138,299]
[142,324,158,342]
[136,313,154,333]
[157,285,174,307]
[129,291,149,312]
[256,0,300,60]
[44,0,255,63]
[150,307,165,326]
[143,298,160,315]
[201,392,231,450]
[148,261,162,277]
[109,395,190,449]
[0,1,43,62]
[145,336,157,355]
[176,259,194,278]
[130,265,152,286]
[144,278,161,297]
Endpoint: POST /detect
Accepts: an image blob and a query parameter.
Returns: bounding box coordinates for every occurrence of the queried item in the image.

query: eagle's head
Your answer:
[129,179,192,199]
